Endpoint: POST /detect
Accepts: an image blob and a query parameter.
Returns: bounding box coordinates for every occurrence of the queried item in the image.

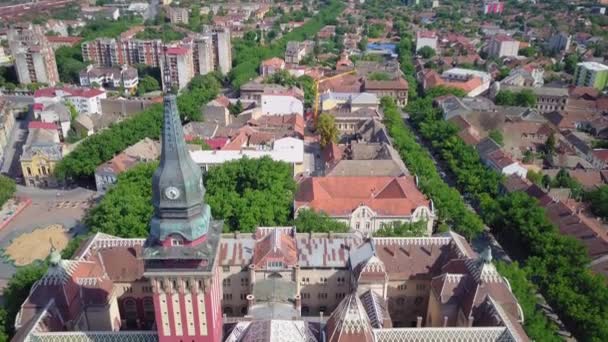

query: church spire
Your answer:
[149,94,211,245]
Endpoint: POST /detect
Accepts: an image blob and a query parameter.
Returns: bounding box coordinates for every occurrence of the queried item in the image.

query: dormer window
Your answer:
[171,237,184,246]
[266,261,284,270]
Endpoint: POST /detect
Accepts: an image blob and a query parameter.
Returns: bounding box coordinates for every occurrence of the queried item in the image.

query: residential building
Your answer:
[34,87,107,115]
[12,95,529,342]
[35,102,71,139]
[476,137,528,178]
[482,0,504,14]
[325,106,383,137]
[0,98,17,163]
[0,46,10,64]
[487,35,519,58]
[160,46,194,91]
[7,24,60,85]
[167,7,189,25]
[416,30,438,52]
[322,141,409,177]
[548,32,571,54]
[190,137,305,175]
[260,57,286,77]
[240,81,305,105]
[363,78,409,106]
[79,65,139,94]
[193,27,233,75]
[423,68,491,97]
[498,85,569,113]
[295,175,435,235]
[574,62,608,90]
[95,138,160,193]
[20,122,62,188]
[320,92,379,112]
[82,37,163,68]
[260,94,304,116]
[100,97,157,117]
[44,36,83,50]
[202,95,232,126]
[285,40,314,64]
[499,66,544,87]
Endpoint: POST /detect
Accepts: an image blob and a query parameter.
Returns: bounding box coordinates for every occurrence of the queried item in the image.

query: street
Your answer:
[400,113,573,339]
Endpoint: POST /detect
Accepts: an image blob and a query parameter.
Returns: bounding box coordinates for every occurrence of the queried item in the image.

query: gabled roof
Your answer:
[252,227,298,268]
[295,176,429,217]
[325,294,374,342]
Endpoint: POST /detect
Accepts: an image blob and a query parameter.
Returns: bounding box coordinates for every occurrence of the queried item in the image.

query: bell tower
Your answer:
[143,94,223,342]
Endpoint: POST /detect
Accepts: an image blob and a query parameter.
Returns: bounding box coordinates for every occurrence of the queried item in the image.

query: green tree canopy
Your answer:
[137,75,160,95]
[374,221,427,237]
[586,185,608,220]
[293,209,349,233]
[317,113,339,147]
[0,175,16,207]
[417,46,436,59]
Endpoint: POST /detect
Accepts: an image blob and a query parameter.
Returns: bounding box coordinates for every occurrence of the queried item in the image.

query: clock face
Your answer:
[165,186,181,200]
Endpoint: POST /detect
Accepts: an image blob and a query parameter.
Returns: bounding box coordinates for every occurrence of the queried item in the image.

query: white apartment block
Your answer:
[487,35,519,58]
[416,31,438,52]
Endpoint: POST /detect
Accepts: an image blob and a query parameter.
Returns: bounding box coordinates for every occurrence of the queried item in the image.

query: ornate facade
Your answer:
[12,95,529,342]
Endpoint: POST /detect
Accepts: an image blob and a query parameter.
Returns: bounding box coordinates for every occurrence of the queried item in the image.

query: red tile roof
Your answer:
[28,121,58,130]
[34,87,105,99]
[205,138,229,150]
[252,228,298,268]
[45,36,82,45]
[417,30,437,39]
[165,46,189,55]
[261,57,285,68]
[295,176,430,216]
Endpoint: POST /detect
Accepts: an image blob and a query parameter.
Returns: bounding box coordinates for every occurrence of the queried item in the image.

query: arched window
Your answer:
[268,272,282,279]
[142,297,155,329]
[123,298,138,329]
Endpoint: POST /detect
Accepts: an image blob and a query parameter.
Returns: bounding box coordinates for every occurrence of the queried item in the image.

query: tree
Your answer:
[0,175,16,208]
[358,36,368,51]
[418,46,436,59]
[586,185,608,220]
[55,46,85,84]
[564,53,579,74]
[489,129,504,146]
[518,46,537,57]
[317,113,339,147]
[293,209,349,233]
[2,263,48,338]
[544,133,556,157]
[515,89,537,107]
[204,157,296,232]
[495,90,516,105]
[137,75,160,95]
[228,99,244,116]
[374,221,427,237]
[368,72,391,81]
[85,163,156,238]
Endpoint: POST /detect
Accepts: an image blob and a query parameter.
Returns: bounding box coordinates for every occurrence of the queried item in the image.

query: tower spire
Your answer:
[148,93,211,245]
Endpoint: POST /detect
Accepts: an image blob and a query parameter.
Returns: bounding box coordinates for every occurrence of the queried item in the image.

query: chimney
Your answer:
[416,316,423,328]
[246,294,255,307]
[294,294,302,312]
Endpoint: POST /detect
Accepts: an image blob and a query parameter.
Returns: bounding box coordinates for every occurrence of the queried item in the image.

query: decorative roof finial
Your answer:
[480,246,493,264]
[49,238,61,267]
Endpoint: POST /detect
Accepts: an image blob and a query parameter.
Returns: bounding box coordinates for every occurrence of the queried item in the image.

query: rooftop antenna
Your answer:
[162,49,172,94]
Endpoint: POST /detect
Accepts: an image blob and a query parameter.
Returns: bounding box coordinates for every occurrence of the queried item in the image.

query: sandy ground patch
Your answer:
[4,224,69,266]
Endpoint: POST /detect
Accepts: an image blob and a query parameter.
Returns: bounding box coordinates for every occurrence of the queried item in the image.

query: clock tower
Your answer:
[143,94,223,342]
